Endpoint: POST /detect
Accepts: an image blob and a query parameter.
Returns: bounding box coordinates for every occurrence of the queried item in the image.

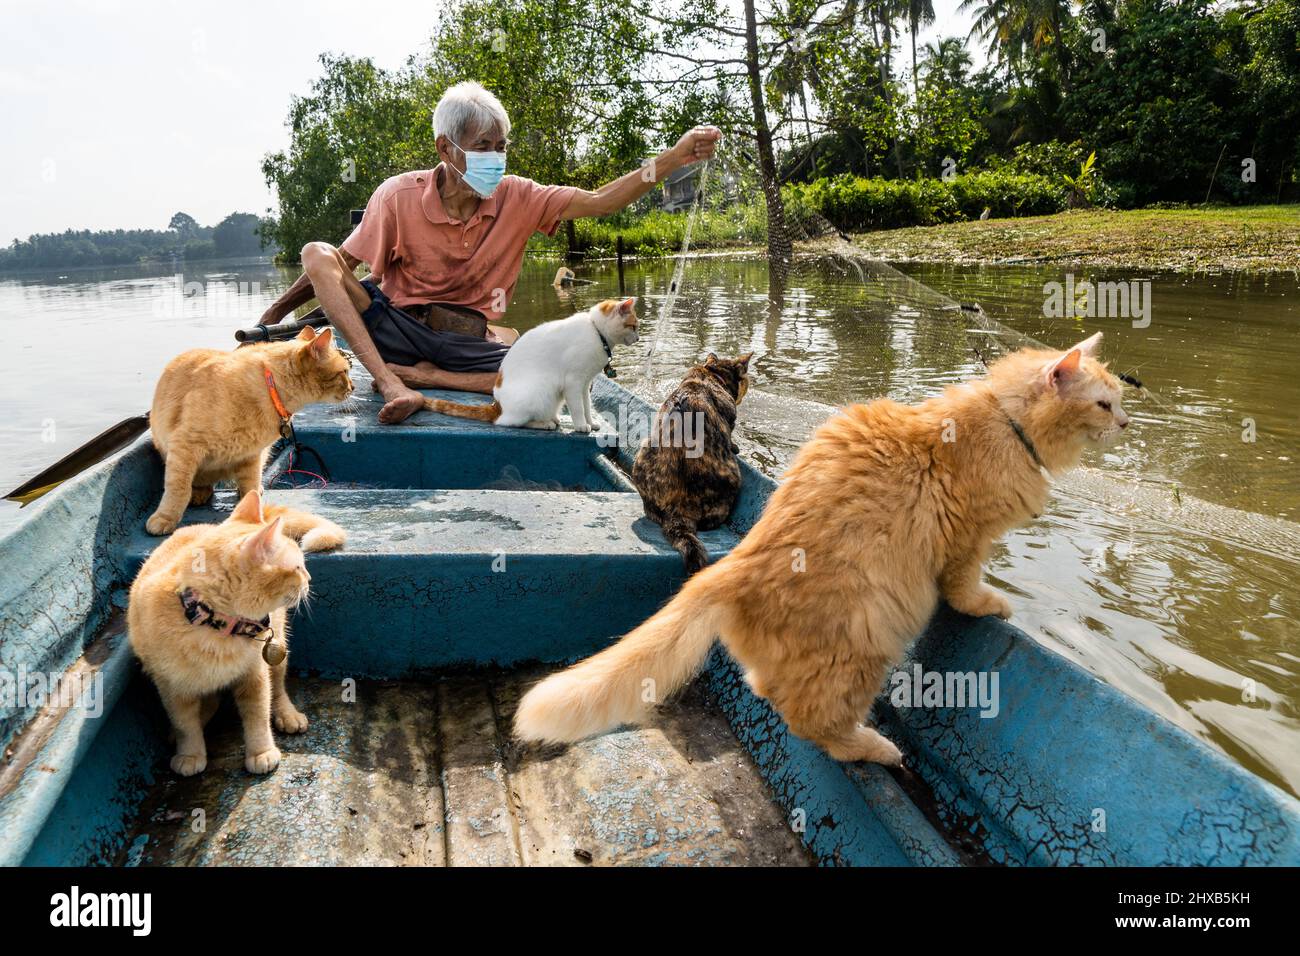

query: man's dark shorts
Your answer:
[359,280,509,373]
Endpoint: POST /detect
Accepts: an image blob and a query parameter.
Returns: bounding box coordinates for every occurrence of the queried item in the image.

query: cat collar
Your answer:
[1005,416,1046,471]
[263,366,296,440]
[178,588,286,665]
[592,324,617,378]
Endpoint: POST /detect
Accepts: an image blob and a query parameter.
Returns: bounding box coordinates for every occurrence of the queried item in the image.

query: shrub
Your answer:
[529,206,767,258]
[784,171,1066,233]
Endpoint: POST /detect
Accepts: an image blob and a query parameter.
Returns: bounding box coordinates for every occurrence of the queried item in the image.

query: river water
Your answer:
[1,253,1296,795]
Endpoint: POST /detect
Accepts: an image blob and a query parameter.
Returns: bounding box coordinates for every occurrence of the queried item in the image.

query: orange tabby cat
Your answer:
[515,333,1129,764]
[129,490,312,776]
[146,326,353,535]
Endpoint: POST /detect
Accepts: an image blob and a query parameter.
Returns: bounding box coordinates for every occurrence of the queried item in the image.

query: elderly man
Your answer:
[261,81,720,424]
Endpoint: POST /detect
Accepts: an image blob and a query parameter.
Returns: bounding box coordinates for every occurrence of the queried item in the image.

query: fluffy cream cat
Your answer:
[129,490,313,776]
[515,333,1129,764]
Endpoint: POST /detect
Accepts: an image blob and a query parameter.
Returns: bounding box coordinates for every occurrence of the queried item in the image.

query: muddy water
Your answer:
[1,254,1296,795]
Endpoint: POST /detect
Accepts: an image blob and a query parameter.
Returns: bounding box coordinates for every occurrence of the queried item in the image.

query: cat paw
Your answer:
[820,726,902,766]
[274,707,309,734]
[245,747,282,775]
[171,753,207,777]
[145,512,179,536]
[571,423,591,434]
[868,735,904,768]
[949,587,1012,620]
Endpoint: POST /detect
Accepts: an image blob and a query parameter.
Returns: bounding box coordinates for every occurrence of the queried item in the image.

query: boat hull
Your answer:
[1,373,1297,866]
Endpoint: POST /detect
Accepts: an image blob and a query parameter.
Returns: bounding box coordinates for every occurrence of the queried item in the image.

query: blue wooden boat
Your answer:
[2,368,1299,867]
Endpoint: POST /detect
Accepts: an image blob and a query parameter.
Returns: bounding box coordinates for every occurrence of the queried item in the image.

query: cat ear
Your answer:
[241,517,284,565]
[308,327,335,360]
[738,352,754,369]
[230,489,264,524]
[704,352,719,365]
[1044,348,1083,390]
[295,325,317,342]
[619,296,636,313]
[1073,331,1103,357]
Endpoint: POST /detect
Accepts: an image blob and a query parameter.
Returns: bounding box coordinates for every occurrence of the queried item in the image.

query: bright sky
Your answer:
[0,0,975,247]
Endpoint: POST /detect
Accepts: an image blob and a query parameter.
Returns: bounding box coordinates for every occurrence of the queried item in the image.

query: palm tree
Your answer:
[958,0,1075,89]
[861,0,907,175]
[921,37,974,88]
[905,0,936,101]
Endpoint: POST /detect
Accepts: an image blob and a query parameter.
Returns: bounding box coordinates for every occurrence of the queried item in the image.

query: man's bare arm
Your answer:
[561,125,721,221]
[260,247,368,324]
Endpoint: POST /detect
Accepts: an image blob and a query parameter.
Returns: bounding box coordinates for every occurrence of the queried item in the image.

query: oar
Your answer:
[5,310,330,506]
[234,307,329,343]
[4,413,152,505]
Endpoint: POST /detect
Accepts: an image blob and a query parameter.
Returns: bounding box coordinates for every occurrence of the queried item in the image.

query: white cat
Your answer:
[425,297,639,432]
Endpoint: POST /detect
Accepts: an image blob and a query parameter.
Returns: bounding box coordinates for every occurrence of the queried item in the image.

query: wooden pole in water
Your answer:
[616,235,625,295]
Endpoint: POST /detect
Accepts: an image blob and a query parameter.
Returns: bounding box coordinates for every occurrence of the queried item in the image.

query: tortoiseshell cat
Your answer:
[632,353,752,574]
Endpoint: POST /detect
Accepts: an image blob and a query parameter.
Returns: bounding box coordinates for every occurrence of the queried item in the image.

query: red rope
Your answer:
[276,447,328,489]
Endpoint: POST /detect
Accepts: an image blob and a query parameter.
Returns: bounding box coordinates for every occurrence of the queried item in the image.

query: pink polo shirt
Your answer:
[341,165,577,320]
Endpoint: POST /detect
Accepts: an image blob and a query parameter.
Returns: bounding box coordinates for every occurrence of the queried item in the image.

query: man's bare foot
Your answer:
[369,362,498,396]
[378,382,426,424]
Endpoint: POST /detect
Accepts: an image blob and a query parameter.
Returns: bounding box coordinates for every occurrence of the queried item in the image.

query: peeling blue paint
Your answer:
[2,372,1298,866]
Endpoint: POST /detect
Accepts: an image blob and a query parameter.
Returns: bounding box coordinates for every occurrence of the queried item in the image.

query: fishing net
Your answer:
[612,191,1300,793]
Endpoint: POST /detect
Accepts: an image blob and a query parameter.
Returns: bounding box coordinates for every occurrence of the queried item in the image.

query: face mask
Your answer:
[448,137,506,198]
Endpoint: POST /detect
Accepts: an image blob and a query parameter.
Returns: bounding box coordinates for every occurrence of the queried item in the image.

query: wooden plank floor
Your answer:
[118,671,811,867]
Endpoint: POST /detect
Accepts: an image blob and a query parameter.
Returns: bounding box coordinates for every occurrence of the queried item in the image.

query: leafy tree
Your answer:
[960,0,1076,87]
[903,42,989,175]
[905,0,937,101]
[1062,0,1237,205]
[0,214,271,272]
[260,54,431,258]
[427,0,654,190]
[213,212,270,257]
[1238,0,1300,196]
[921,37,974,88]
[168,211,199,237]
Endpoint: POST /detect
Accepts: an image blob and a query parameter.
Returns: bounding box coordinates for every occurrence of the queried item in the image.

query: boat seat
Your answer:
[123,487,737,559]
[122,488,739,675]
[271,386,627,490]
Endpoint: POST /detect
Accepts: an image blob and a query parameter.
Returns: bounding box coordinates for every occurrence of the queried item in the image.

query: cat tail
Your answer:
[424,397,501,422]
[661,516,708,576]
[514,576,725,744]
[263,504,346,552]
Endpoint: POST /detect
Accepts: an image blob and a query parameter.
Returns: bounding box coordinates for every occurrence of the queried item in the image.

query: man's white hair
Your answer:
[433,81,511,145]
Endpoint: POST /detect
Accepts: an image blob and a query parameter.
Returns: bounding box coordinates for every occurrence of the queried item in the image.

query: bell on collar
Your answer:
[261,629,287,666]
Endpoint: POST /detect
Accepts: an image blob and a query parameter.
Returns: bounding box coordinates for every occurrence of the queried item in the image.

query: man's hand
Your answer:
[378,381,427,425]
[561,125,722,221]
[674,125,721,165]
